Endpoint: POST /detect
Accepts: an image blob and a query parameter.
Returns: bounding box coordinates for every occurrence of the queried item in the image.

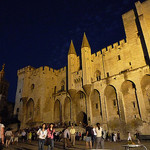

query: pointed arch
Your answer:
[64,97,71,122]
[26,98,34,120]
[54,99,62,123]
[141,74,150,115]
[121,80,141,122]
[90,89,102,124]
[73,91,87,125]
[104,85,120,121]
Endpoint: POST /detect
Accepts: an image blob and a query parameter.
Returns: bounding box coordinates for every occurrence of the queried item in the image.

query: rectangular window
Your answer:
[80,93,84,99]
[113,100,116,107]
[118,55,121,60]
[132,102,136,108]
[96,103,98,109]
[107,72,109,77]
[17,108,19,113]
[96,76,101,81]
[61,85,64,91]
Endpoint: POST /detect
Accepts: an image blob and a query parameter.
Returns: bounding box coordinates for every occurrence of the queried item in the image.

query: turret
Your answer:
[81,33,92,95]
[0,64,5,81]
[68,40,79,98]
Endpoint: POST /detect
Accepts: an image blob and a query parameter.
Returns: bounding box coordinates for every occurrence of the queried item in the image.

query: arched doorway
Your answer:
[90,89,102,124]
[54,100,62,123]
[141,75,150,120]
[26,98,34,120]
[64,97,71,123]
[104,85,120,121]
[73,91,87,125]
[121,80,141,122]
[77,111,87,125]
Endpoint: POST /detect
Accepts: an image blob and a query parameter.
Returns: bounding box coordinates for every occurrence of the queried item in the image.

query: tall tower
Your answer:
[81,33,92,95]
[0,64,9,102]
[68,40,78,98]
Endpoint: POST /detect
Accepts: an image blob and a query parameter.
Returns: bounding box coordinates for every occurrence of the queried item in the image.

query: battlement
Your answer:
[54,66,66,74]
[91,39,127,62]
[17,65,66,76]
[17,66,35,75]
[101,39,126,54]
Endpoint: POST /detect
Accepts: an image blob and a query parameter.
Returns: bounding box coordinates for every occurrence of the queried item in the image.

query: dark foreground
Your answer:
[3,140,150,150]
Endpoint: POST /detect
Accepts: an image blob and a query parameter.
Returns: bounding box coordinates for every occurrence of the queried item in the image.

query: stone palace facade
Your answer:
[14,0,150,134]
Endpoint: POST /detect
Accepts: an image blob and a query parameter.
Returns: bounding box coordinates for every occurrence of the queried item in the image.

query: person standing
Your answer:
[37,123,47,150]
[0,117,4,150]
[127,132,132,141]
[117,130,120,141]
[47,123,55,150]
[28,131,32,143]
[111,132,114,142]
[21,130,26,142]
[85,125,92,149]
[113,133,117,142]
[63,126,71,149]
[92,125,97,148]
[70,125,76,146]
[135,130,140,144]
[96,123,104,149]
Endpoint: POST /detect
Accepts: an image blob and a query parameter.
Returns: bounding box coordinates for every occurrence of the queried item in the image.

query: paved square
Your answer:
[3,140,150,150]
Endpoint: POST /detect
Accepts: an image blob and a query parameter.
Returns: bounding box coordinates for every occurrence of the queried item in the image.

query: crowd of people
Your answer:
[0,117,141,150]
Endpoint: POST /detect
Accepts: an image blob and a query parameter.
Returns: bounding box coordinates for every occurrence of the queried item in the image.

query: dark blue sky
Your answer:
[0,0,144,103]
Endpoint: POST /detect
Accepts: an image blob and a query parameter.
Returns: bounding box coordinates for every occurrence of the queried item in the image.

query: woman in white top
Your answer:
[37,123,47,150]
[95,123,104,149]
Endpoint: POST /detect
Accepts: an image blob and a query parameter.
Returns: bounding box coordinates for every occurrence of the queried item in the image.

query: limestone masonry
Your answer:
[14,0,150,135]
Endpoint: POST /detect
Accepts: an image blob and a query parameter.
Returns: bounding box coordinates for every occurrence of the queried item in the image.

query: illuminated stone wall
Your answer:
[14,0,150,135]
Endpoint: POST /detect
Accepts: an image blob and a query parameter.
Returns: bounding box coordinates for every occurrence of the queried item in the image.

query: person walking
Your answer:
[96,123,104,149]
[5,128,12,148]
[92,125,97,148]
[85,125,92,149]
[0,117,4,150]
[47,123,55,150]
[63,126,71,149]
[70,125,76,146]
[37,123,47,150]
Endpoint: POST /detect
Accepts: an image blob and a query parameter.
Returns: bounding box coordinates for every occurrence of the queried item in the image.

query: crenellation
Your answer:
[44,66,50,71]
[107,45,112,51]
[50,68,54,72]
[102,48,107,54]
[119,39,126,47]
[96,51,101,56]
[113,42,119,49]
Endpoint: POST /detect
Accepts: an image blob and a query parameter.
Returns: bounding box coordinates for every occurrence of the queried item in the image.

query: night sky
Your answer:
[0,0,145,103]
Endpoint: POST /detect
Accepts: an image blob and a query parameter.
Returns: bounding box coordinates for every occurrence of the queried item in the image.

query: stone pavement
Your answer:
[3,140,150,150]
